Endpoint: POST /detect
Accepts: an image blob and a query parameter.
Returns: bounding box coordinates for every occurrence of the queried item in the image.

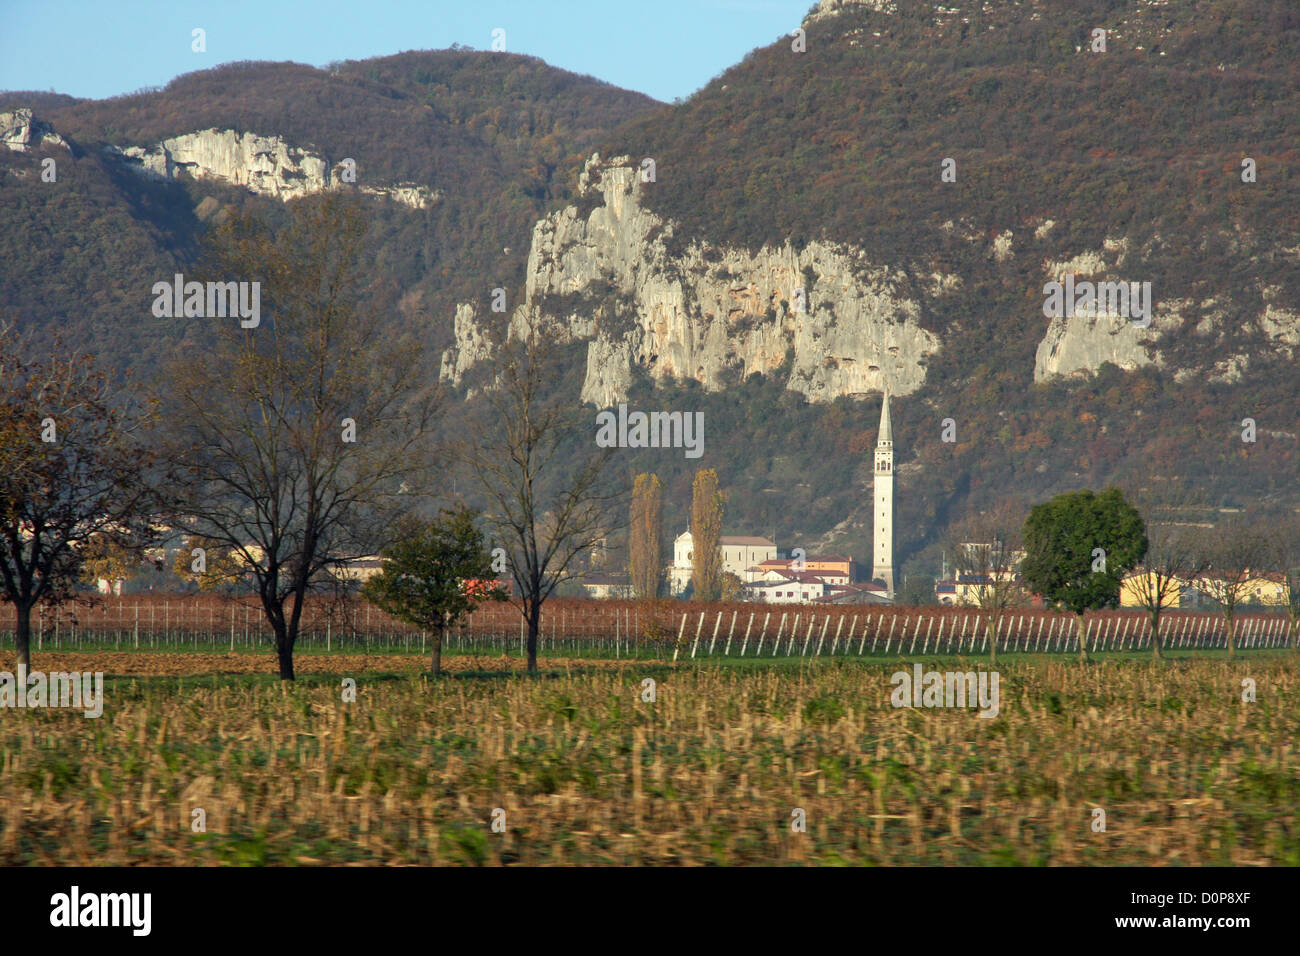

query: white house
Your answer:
[669,531,776,595]
[746,573,830,604]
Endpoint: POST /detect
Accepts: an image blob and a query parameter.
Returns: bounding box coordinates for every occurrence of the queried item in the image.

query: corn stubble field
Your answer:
[1,649,1296,866]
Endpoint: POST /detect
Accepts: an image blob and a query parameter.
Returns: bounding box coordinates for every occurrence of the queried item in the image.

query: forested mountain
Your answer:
[0,51,661,374]
[443,0,1300,583]
[3,1,1298,590]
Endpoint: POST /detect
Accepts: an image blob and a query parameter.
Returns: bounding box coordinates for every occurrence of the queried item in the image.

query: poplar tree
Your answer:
[628,473,663,599]
[690,469,724,602]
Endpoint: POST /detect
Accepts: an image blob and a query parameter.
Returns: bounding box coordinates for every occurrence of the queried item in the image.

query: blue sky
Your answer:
[2,0,816,103]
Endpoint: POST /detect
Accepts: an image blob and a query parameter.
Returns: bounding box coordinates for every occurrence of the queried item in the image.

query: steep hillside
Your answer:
[443,0,1300,580]
[0,52,660,374]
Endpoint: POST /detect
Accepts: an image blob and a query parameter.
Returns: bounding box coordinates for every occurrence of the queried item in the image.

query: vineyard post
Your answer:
[829,615,845,656]
[886,614,899,655]
[742,612,762,657]
[782,614,799,656]
[858,613,870,655]
[704,611,722,657]
[764,612,785,657]
[731,611,751,656]
[978,617,988,654]
[800,617,815,657]
[1089,618,1098,654]
[689,612,706,659]
[815,616,830,656]
[671,613,688,662]
[708,610,726,656]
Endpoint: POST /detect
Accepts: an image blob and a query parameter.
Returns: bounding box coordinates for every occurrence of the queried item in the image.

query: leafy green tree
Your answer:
[362,507,505,676]
[1021,488,1147,661]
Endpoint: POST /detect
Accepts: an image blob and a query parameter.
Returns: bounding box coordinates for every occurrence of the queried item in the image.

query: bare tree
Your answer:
[459,319,623,673]
[950,500,1025,663]
[1122,486,1211,659]
[1193,515,1267,660]
[1263,511,1300,653]
[628,473,663,599]
[690,469,724,602]
[154,195,439,680]
[0,328,157,671]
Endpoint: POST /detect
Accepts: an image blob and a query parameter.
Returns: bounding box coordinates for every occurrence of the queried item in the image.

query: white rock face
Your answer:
[1033,244,1165,381]
[1,108,67,152]
[806,0,898,24]
[440,304,495,385]
[443,153,941,407]
[107,129,438,208]
[1259,305,1300,356]
[1034,312,1164,381]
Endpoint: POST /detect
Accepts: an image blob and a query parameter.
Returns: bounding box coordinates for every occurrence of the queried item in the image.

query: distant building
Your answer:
[332,555,384,584]
[751,557,852,586]
[816,581,892,604]
[1120,569,1290,609]
[746,572,831,604]
[581,573,635,600]
[670,532,776,595]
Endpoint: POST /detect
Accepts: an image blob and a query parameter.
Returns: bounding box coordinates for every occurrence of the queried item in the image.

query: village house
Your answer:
[669,531,776,595]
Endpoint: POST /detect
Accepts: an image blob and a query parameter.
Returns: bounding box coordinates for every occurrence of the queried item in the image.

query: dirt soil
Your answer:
[0,652,655,677]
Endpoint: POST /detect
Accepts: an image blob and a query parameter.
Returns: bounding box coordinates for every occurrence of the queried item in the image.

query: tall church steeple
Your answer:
[872,389,895,598]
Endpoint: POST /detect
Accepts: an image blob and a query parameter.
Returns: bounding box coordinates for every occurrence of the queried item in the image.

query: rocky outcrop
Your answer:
[1,108,68,152]
[106,128,438,208]
[443,153,941,406]
[1033,243,1166,381]
[805,0,898,24]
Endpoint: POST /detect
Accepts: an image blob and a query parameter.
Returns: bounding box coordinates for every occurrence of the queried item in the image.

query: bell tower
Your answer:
[872,390,895,598]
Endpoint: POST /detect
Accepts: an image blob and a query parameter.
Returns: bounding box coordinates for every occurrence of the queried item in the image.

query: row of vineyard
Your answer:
[0,596,1294,656]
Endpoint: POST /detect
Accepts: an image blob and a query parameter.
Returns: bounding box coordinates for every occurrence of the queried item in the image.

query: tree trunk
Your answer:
[431,624,443,677]
[1149,609,1161,660]
[274,622,295,681]
[1226,613,1236,660]
[1077,613,1088,662]
[526,602,540,674]
[14,603,32,673]
[988,613,997,665]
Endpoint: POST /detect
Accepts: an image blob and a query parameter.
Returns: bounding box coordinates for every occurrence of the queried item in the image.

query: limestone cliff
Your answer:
[106,128,438,208]
[443,154,941,407]
[1,109,68,152]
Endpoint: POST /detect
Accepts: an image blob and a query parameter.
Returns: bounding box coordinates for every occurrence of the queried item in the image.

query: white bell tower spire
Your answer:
[872,389,895,598]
